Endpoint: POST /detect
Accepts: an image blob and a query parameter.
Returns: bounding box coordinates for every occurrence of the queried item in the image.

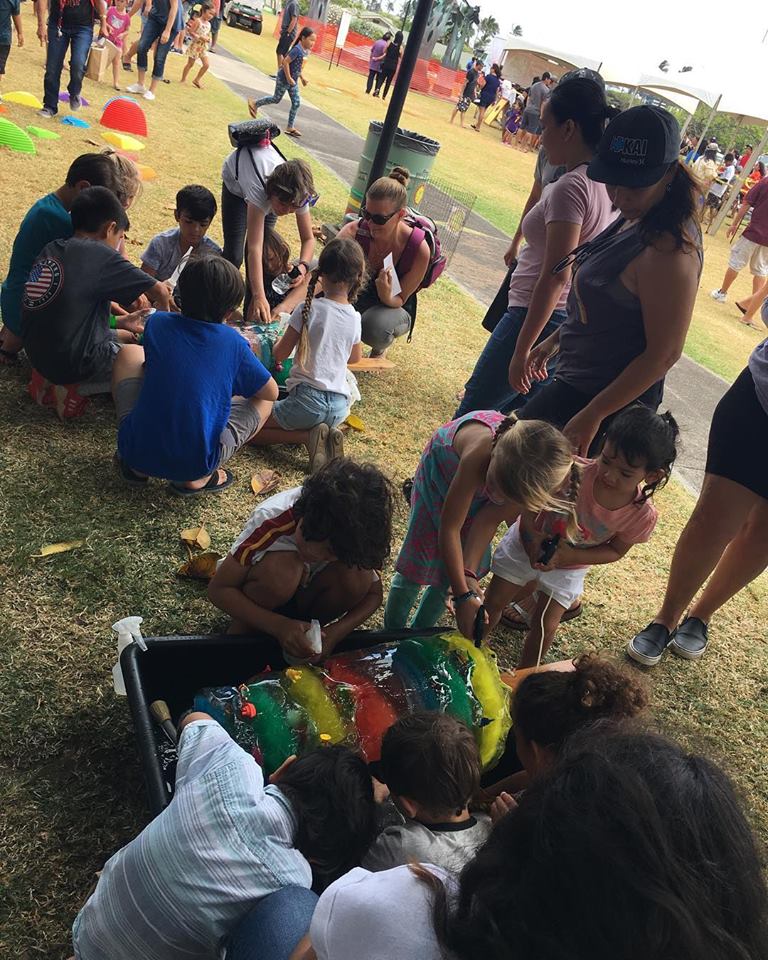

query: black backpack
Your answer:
[227,118,287,182]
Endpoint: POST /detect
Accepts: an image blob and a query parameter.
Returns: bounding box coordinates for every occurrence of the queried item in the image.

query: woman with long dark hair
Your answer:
[515,106,703,455]
[374,30,402,100]
[457,74,615,416]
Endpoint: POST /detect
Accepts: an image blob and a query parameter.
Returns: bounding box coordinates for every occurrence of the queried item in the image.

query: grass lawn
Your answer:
[221,12,766,383]
[1,11,767,957]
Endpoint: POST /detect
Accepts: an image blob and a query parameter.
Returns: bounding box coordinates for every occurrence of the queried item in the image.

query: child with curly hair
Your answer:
[248,237,366,472]
[486,652,648,815]
[208,458,394,662]
[483,406,679,667]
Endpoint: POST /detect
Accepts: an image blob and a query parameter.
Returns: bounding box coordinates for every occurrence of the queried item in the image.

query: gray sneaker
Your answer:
[307,423,330,474]
[627,621,674,666]
[37,107,56,119]
[669,616,709,660]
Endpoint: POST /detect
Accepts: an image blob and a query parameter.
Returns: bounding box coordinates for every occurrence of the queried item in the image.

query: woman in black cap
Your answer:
[513,105,703,455]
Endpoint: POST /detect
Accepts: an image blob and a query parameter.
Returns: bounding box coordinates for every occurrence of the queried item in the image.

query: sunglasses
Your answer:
[361,207,399,226]
[275,190,320,209]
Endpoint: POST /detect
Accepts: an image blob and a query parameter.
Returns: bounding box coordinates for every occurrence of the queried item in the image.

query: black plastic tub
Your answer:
[122,628,445,817]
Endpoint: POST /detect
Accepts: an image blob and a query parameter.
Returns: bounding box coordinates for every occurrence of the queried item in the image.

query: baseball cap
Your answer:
[558,67,605,90]
[587,105,681,188]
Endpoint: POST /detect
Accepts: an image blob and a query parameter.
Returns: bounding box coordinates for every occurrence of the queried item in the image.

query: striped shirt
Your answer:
[72,720,312,960]
[231,486,301,567]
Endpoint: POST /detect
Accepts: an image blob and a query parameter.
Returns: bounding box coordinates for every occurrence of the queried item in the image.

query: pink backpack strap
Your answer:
[397,225,425,277]
[354,218,372,257]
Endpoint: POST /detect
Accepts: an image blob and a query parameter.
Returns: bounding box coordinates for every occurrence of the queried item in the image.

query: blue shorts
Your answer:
[272,382,349,431]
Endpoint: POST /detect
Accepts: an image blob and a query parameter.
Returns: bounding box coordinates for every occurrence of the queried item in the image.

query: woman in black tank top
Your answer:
[518,106,703,456]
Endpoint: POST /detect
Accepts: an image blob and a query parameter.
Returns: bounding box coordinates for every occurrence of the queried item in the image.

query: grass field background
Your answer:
[0,12,766,957]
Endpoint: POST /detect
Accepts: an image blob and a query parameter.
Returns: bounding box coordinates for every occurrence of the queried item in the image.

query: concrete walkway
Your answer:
[210,47,726,495]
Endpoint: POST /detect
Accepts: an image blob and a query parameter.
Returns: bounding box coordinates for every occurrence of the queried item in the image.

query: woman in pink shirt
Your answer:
[456,72,616,418]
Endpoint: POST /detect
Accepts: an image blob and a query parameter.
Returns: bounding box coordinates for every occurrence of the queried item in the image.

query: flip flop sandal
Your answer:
[169,468,234,496]
[286,128,302,137]
[248,99,258,117]
[53,383,89,420]
[501,601,583,631]
[113,452,149,488]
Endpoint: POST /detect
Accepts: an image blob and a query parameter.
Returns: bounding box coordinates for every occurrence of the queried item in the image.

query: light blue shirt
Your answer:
[72,720,312,960]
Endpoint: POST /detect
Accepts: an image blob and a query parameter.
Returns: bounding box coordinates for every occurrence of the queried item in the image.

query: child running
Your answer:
[0,0,23,99]
[180,0,214,88]
[248,26,316,138]
[483,406,679,668]
[105,0,132,91]
[249,237,365,473]
[384,413,577,640]
[364,713,491,873]
[0,153,126,366]
[140,184,221,283]
[487,653,648,816]
[72,715,376,960]
[208,459,393,662]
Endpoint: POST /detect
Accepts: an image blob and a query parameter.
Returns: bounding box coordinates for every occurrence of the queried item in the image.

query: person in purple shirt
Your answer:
[366,31,390,95]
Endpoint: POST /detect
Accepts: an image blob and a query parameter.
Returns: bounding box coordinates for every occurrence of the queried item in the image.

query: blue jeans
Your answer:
[272,383,350,431]
[225,887,318,960]
[256,74,302,127]
[43,23,93,113]
[456,304,567,418]
[136,14,178,79]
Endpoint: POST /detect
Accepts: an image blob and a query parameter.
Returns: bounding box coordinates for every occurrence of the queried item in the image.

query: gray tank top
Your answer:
[556,218,702,395]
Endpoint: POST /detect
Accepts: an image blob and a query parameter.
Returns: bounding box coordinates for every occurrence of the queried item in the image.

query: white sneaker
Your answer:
[710,289,727,302]
[126,83,146,94]
[143,90,156,101]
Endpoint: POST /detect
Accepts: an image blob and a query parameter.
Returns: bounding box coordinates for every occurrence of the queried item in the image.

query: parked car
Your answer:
[223,0,262,33]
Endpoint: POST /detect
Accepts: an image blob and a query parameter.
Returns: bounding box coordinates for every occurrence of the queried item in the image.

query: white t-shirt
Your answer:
[221,144,309,215]
[286,297,361,397]
[709,163,735,199]
[362,814,493,873]
[72,720,311,960]
[310,865,454,960]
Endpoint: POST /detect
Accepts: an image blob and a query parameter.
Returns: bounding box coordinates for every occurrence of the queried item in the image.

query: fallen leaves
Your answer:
[180,526,211,551]
[32,540,85,558]
[251,469,281,497]
[177,551,222,580]
[344,414,365,432]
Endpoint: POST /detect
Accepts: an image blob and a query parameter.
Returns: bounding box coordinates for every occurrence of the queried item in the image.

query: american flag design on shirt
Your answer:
[23,258,64,311]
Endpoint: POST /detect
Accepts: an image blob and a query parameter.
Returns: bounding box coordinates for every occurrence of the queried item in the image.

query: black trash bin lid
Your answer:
[368,120,440,156]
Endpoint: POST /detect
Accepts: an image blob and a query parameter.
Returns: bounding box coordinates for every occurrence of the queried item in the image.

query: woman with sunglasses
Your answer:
[515,106,703,456]
[456,75,616,418]
[221,138,317,325]
[337,167,430,357]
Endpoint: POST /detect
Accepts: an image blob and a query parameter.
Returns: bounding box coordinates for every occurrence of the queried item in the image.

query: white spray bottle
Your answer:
[112,616,147,696]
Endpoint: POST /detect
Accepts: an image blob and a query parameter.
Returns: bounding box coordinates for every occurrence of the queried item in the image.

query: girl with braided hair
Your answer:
[385,413,578,639]
[248,237,366,472]
[484,405,679,667]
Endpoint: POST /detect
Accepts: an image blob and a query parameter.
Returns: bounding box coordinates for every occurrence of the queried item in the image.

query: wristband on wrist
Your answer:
[109,314,117,329]
[454,589,478,606]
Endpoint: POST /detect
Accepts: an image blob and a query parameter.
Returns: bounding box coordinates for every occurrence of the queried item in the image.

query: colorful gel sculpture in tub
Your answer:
[193,636,511,775]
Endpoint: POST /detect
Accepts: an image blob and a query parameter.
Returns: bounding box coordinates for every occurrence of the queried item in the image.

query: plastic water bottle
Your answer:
[271,264,301,297]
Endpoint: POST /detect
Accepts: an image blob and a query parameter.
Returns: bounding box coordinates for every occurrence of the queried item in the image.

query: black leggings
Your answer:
[376,69,395,98]
[517,376,664,455]
[366,69,379,94]
[220,183,276,315]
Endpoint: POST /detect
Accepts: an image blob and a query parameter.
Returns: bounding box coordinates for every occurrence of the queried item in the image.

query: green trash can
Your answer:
[345,121,440,218]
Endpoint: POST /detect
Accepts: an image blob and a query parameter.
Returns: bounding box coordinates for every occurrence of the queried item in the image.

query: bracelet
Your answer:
[454,589,478,606]
[109,314,117,329]
[463,568,478,581]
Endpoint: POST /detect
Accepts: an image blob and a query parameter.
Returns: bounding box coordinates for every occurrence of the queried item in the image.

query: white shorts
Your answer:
[491,522,587,611]
[728,235,768,277]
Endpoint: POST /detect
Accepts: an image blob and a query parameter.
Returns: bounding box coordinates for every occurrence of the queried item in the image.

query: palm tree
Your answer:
[512,23,523,36]
[476,14,500,47]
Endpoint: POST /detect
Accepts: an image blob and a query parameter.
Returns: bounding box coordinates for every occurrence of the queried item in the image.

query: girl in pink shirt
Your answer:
[106,0,132,90]
[483,405,679,667]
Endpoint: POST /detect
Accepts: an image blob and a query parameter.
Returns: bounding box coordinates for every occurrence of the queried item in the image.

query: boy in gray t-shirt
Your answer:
[364,712,492,874]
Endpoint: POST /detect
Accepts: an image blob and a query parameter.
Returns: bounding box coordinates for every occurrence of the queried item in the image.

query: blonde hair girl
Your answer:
[250,237,367,473]
[384,410,577,640]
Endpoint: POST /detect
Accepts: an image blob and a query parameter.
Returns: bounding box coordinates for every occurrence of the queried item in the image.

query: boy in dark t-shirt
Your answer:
[22,186,169,419]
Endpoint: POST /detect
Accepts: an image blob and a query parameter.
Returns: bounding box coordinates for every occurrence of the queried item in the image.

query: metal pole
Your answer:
[709,124,768,236]
[401,0,413,31]
[691,93,721,160]
[366,0,433,191]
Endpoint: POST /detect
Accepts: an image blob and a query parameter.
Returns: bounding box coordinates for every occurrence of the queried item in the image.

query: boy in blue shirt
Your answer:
[1,153,124,365]
[248,26,315,138]
[0,0,23,98]
[140,184,222,283]
[114,254,279,495]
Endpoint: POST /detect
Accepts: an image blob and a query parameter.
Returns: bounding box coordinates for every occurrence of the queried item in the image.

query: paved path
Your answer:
[210,47,727,495]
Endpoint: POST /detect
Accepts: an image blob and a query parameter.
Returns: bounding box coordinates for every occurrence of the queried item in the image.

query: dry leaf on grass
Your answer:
[177,551,222,580]
[180,526,211,551]
[32,540,85,558]
[344,414,365,432]
[251,470,281,497]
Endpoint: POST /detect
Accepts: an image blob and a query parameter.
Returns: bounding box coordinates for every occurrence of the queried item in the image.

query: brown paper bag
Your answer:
[85,39,119,82]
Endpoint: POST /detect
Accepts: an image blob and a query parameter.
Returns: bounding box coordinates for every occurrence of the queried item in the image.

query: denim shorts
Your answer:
[272,382,349,431]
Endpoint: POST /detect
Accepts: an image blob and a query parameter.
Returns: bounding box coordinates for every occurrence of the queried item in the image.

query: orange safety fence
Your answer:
[274,17,467,102]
